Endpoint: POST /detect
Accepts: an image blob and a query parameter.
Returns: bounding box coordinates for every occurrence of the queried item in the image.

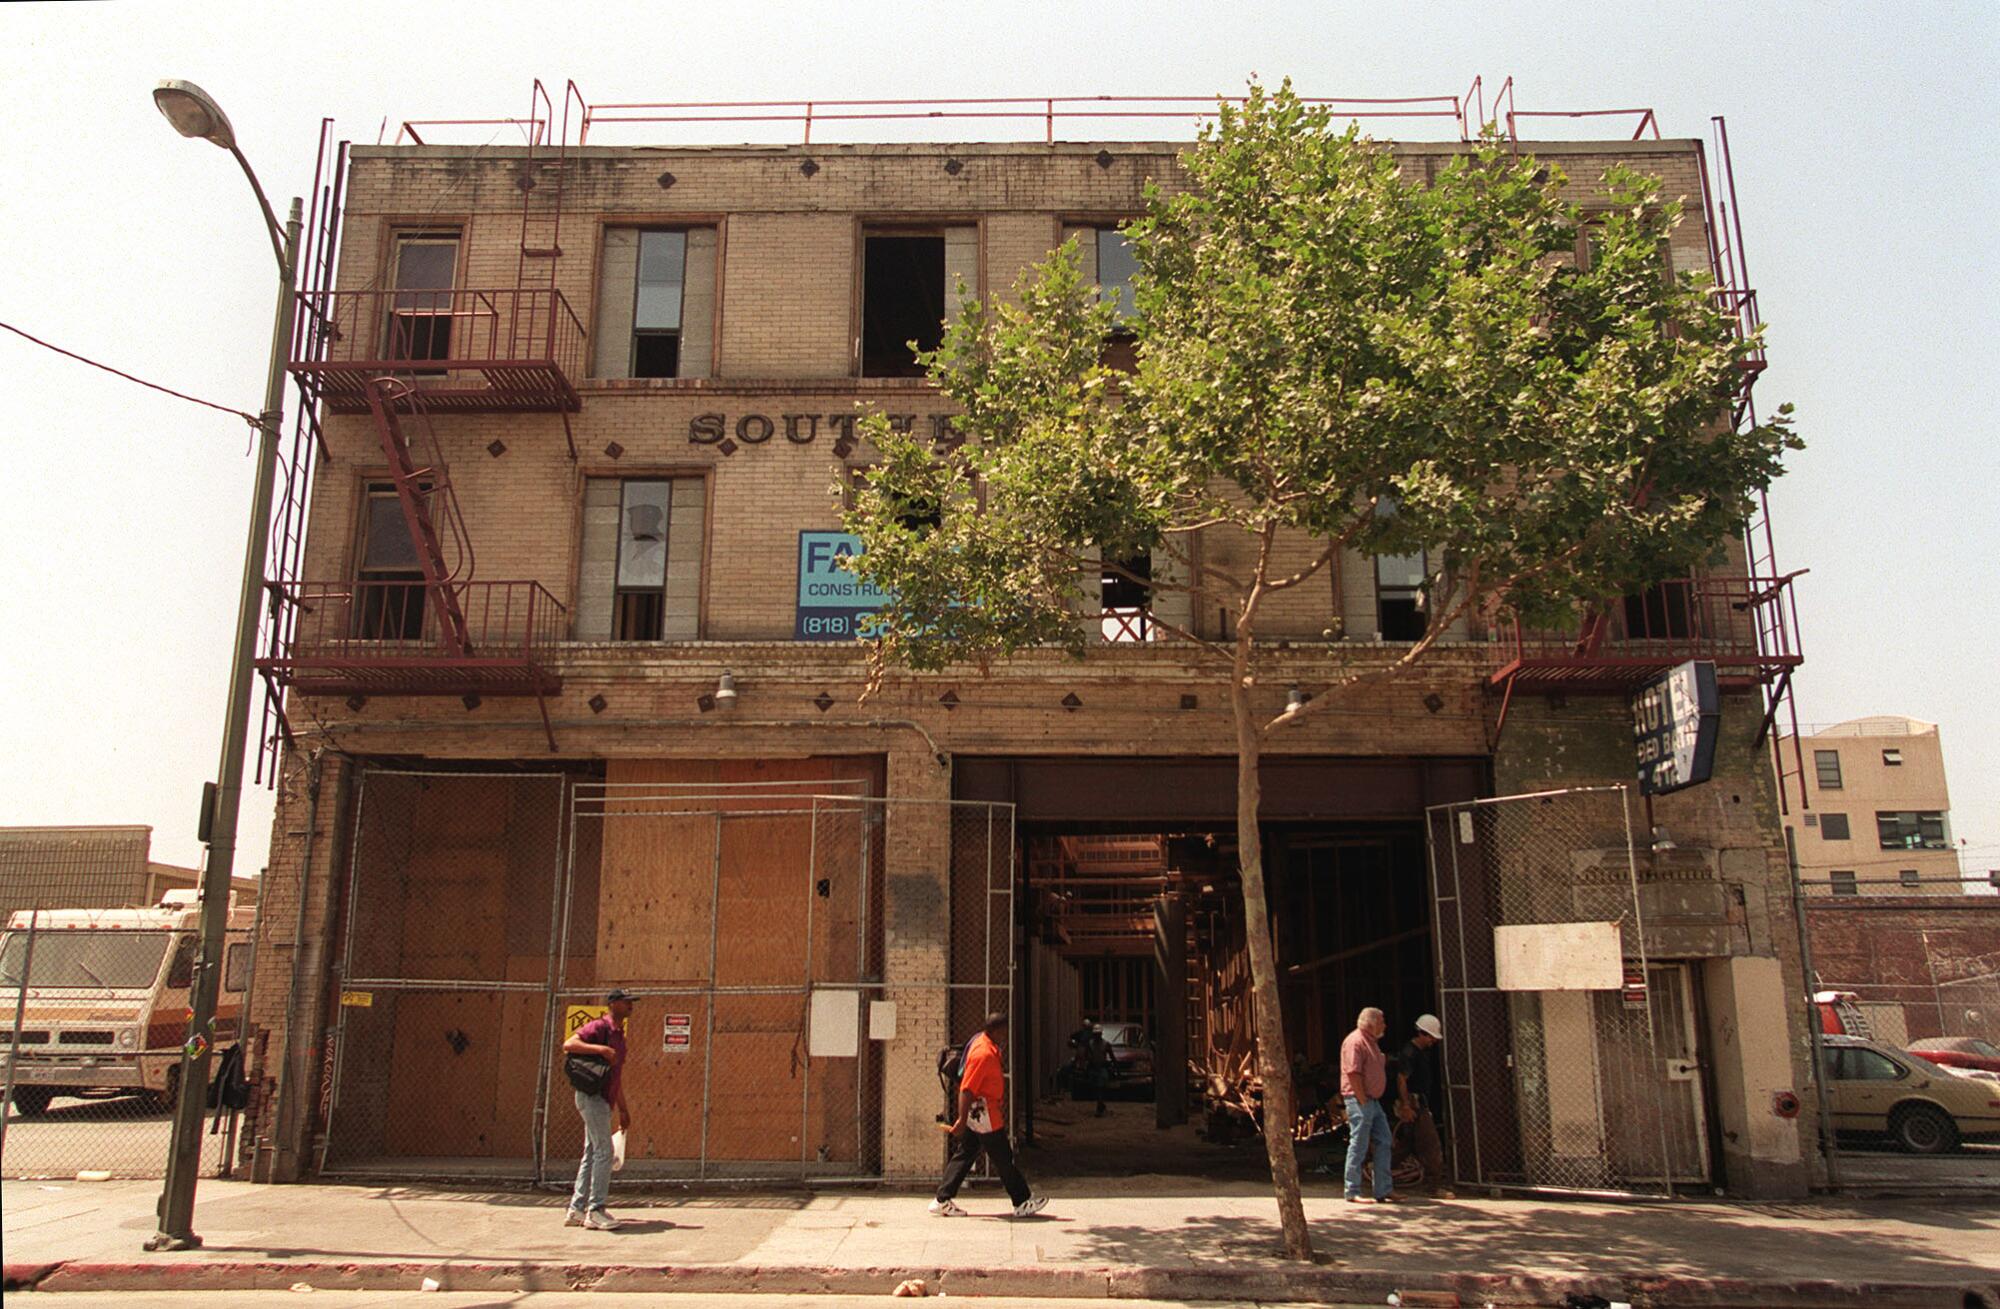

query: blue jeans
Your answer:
[1343,1096,1393,1200]
[571,1089,613,1214]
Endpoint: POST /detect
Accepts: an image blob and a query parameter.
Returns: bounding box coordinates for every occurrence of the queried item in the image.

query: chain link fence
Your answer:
[1427,785,1705,1196]
[3,877,256,1180]
[1799,874,2000,1191]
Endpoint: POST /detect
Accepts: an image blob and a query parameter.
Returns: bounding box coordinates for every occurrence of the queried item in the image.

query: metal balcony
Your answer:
[258,579,566,699]
[291,288,585,414]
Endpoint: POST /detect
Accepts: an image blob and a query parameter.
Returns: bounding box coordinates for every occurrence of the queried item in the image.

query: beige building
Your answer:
[1785,717,1962,895]
[234,91,1815,1199]
[0,825,255,921]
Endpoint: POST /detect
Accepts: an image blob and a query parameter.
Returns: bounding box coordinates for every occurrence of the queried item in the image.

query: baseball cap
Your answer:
[1415,1013,1443,1040]
[606,988,637,1004]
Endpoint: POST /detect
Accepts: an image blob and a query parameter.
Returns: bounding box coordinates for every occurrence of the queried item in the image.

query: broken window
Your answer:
[385,231,458,363]
[1819,813,1851,841]
[1622,581,1694,640]
[594,227,717,380]
[1814,750,1843,790]
[1375,550,1428,642]
[861,230,962,377]
[354,481,427,640]
[1877,810,1949,852]
[574,477,706,641]
[1100,551,1153,642]
[1829,871,1858,897]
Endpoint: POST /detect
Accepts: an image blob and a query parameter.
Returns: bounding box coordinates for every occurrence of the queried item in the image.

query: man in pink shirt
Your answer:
[1340,1006,1394,1204]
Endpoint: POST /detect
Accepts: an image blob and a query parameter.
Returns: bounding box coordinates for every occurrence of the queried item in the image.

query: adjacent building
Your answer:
[1785,717,1962,895]
[234,90,1815,1198]
[0,825,251,922]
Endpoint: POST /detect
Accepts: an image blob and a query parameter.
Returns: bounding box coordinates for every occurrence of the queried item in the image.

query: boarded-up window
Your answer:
[574,477,705,641]
[594,227,717,379]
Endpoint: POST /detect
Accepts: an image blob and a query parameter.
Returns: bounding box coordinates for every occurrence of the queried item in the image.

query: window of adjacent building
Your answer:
[1803,813,1818,828]
[860,228,973,377]
[354,481,427,640]
[1376,550,1428,642]
[386,231,459,362]
[593,226,716,380]
[1882,748,1904,766]
[1814,750,1844,790]
[1101,551,1153,643]
[1820,813,1851,841]
[224,942,252,993]
[1878,810,1950,851]
[1096,229,1139,325]
[1899,869,1922,889]
[1829,870,1858,897]
[574,477,705,642]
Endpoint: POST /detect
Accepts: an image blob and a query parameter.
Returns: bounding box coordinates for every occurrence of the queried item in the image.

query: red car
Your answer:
[1907,1037,2000,1078]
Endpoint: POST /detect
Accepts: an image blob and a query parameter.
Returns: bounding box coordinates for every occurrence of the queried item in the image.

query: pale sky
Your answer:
[1,1,1994,875]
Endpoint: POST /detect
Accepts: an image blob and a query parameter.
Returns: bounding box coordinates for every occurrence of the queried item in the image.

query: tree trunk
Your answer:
[1230,659,1313,1261]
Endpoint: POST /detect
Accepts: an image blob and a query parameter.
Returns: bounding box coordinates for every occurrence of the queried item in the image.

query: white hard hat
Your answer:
[1415,1014,1444,1040]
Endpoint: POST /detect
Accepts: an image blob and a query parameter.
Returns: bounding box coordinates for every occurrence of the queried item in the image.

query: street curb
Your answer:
[5,1259,1995,1306]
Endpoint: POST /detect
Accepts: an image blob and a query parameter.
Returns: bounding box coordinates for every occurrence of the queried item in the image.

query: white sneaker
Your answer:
[928,1198,966,1217]
[563,1208,587,1227]
[1011,1196,1048,1218]
[585,1208,622,1230]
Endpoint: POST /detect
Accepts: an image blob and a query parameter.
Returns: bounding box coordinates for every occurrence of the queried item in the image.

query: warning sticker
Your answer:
[565,1005,609,1038]
[339,991,372,1008]
[663,1012,693,1054]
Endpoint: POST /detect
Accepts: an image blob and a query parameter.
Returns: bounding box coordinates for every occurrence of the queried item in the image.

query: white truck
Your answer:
[1,892,254,1117]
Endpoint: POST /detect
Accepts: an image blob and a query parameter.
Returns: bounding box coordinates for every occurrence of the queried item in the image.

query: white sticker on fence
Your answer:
[868,999,898,1041]
[1494,921,1624,991]
[808,989,861,1057]
[662,1012,693,1055]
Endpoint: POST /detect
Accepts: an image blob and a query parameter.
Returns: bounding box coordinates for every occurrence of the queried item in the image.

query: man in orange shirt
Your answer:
[930,1011,1046,1218]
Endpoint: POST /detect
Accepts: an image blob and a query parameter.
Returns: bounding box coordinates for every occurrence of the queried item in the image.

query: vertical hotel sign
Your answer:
[795,531,892,641]
[1633,659,1720,795]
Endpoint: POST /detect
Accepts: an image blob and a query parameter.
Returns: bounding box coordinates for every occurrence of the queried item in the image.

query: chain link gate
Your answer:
[1427,785,1706,1197]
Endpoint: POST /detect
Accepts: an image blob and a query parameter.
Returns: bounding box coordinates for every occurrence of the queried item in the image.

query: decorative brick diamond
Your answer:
[1061,692,1082,711]
[587,694,608,715]
[814,692,835,713]
[603,442,624,460]
[486,439,507,458]
[939,690,960,710]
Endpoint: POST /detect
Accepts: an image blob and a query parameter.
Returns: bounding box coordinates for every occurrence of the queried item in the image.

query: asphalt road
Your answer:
[2,1092,231,1179]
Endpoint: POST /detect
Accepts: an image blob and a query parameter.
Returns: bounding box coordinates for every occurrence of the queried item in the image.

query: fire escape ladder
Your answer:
[515,79,566,292]
[362,378,473,657]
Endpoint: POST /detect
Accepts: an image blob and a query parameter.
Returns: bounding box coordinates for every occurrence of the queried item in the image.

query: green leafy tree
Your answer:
[844,83,1796,1259]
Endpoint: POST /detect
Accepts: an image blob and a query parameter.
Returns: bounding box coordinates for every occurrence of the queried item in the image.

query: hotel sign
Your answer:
[1633,659,1720,795]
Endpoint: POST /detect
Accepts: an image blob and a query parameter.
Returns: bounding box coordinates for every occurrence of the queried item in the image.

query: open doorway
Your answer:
[1016,822,1434,1182]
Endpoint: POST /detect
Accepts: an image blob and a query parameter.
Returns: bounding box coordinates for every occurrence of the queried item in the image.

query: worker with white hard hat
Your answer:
[1388,1013,1453,1198]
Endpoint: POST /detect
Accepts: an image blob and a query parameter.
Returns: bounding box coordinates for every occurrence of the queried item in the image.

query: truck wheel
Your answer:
[11,1085,54,1117]
[1891,1102,1958,1154]
[153,1066,181,1113]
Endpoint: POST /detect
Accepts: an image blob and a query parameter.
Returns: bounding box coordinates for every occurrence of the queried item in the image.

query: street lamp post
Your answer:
[146,79,302,1252]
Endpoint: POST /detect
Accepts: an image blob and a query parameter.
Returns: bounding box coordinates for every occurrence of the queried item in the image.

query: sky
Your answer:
[0,1,1994,877]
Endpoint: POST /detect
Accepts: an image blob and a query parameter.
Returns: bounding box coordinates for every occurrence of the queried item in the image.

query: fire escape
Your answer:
[1487,115,1810,811]
[255,83,588,775]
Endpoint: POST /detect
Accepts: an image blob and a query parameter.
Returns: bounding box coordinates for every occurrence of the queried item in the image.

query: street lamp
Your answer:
[145,79,302,1253]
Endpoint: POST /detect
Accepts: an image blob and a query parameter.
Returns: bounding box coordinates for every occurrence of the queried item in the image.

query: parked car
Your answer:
[1820,1034,2000,1153]
[1907,1037,2000,1078]
[1096,1021,1155,1091]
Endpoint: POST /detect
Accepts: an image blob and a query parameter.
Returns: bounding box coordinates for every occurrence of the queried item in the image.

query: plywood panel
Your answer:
[385,991,505,1157]
[598,759,720,984]
[707,994,808,1162]
[609,999,709,1162]
[716,813,813,986]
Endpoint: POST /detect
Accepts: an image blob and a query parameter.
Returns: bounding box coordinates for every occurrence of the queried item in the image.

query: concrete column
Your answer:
[1153,893,1187,1127]
[878,746,953,1183]
[1701,954,1809,1198]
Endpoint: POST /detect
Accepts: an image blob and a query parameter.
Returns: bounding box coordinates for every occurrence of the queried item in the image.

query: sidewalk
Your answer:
[4,1176,1996,1306]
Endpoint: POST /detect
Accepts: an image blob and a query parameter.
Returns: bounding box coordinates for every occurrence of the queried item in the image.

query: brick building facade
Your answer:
[235,111,1815,1198]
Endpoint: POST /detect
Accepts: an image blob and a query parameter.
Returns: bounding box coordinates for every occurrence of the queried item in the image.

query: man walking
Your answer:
[930,1011,1047,1218]
[564,988,635,1230]
[1389,1013,1452,1198]
[1341,1006,1395,1205]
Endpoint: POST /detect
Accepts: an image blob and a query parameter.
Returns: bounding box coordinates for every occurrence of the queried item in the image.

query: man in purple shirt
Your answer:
[564,988,635,1230]
[1340,1006,1395,1204]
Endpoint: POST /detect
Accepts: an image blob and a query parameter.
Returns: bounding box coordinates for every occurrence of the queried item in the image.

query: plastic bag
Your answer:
[611,1128,627,1172]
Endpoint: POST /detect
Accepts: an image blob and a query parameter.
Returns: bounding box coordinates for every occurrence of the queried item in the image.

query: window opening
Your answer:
[1096,229,1139,326]
[1622,581,1694,640]
[354,481,427,640]
[1882,748,1904,766]
[1101,551,1153,642]
[615,480,673,641]
[1814,750,1843,790]
[1820,813,1851,841]
[1376,550,1428,642]
[861,233,946,377]
[386,232,459,363]
[1829,871,1858,897]
[633,230,686,378]
[1877,811,1949,851]
[1899,869,1921,889]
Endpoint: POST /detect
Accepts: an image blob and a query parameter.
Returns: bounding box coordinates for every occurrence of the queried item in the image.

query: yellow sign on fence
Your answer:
[564,1005,609,1038]
[339,991,373,1008]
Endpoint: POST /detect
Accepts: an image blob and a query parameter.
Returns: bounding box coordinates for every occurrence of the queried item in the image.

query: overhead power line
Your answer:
[0,319,260,427]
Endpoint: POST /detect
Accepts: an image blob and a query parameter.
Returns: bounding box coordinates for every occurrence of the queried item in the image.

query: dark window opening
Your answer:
[1830,871,1858,897]
[1815,750,1843,790]
[1623,581,1693,640]
[862,234,946,377]
[633,332,681,379]
[1882,748,1904,766]
[615,590,664,641]
[632,230,686,379]
[1820,813,1851,841]
[1376,551,1428,642]
[612,480,671,642]
[1101,551,1152,642]
[354,482,427,640]
[1899,869,1922,888]
[1877,810,1948,851]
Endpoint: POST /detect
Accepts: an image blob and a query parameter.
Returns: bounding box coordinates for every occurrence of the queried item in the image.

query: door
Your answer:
[1589,962,1710,1186]
[1648,963,1710,1181]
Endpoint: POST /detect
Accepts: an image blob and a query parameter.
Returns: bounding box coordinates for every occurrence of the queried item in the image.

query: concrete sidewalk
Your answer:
[4,1176,1997,1306]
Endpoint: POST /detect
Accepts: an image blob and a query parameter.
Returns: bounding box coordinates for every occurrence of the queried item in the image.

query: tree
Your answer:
[843,83,1797,1260]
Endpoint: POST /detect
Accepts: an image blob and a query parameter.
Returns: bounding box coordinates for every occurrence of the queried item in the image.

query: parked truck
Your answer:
[0,891,254,1116]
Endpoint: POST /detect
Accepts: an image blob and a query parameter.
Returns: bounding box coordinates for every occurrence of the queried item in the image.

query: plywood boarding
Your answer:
[598,759,720,984]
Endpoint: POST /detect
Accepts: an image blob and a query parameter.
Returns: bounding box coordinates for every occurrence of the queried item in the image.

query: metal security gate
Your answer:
[1426,785,1705,1197]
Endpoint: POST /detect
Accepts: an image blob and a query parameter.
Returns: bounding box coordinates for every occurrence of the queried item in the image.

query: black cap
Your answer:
[606,988,636,1004]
